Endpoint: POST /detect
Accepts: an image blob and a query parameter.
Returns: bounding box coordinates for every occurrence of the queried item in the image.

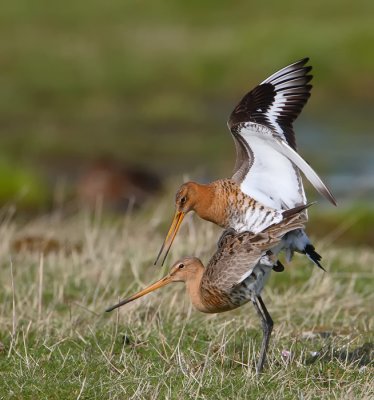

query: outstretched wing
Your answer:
[228,58,336,210]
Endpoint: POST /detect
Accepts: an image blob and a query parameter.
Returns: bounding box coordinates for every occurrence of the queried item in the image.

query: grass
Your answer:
[0,202,372,399]
[0,2,372,396]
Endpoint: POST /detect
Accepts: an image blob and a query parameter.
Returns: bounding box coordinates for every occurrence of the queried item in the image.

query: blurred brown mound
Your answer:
[12,235,82,255]
[77,158,163,211]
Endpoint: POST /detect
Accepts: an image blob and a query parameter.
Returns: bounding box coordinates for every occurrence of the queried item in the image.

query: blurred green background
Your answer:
[0,0,373,211]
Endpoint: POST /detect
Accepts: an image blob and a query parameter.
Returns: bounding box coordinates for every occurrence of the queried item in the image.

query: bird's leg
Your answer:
[252,295,273,374]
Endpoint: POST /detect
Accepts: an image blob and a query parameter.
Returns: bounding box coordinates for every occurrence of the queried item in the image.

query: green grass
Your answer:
[0,203,372,399]
[308,204,374,247]
[0,3,372,396]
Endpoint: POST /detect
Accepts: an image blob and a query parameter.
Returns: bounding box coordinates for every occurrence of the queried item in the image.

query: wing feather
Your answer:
[228,58,336,209]
[270,137,337,205]
[236,123,336,207]
[203,214,306,291]
[229,57,312,151]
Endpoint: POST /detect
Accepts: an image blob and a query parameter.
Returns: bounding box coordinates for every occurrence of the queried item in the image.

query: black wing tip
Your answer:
[295,57,310,66]
[228,58,314,127]
[290,58,312,75]
[270,58,313,88]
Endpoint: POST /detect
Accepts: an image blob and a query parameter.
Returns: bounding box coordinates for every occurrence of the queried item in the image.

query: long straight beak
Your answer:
[154,211,185,266]
[105,275,173,312]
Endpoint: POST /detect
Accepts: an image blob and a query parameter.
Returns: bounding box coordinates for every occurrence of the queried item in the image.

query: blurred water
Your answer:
[298,116,374,203]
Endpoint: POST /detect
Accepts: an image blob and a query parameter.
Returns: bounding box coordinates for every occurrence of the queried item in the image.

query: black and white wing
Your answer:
[228,58,336,210]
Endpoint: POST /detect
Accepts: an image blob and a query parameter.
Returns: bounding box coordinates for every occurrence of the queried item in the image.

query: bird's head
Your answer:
[154,182,202,265]
[175,182,199,213]
[105,257,203,312]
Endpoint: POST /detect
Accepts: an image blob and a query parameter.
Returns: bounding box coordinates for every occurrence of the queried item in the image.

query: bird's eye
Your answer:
[180,196,187,204]
[178,263,185,269]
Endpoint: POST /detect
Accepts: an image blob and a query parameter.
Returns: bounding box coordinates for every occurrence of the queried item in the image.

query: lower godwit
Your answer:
[155,58,336,268]
[107,205,308,373]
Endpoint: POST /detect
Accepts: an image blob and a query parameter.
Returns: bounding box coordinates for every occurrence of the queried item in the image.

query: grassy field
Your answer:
[0,3,373,397]
[0,202,372,399]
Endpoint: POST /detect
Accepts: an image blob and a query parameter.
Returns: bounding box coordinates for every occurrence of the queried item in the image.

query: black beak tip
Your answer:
[154,247,164,267]
[153,255,166,267]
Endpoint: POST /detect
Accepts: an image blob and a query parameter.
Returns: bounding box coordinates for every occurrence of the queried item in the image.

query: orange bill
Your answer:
[105,274,173,312]
[154,210,185,266]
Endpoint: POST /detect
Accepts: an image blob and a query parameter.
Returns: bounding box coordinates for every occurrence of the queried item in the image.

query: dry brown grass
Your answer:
[0,202,373,399]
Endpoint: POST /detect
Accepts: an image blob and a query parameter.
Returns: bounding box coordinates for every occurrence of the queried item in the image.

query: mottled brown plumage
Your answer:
[155,58,336,270]
[155,179,289,265]
[107,207,306,373]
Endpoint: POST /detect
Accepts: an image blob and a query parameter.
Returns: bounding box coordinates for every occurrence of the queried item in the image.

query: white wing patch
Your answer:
[239,123,306,209]
[264,91,287,137]
[270,134,336,205]
[238,123,336,208]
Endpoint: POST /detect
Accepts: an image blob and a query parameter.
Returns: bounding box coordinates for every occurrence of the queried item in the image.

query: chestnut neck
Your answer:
[192,181,227,227]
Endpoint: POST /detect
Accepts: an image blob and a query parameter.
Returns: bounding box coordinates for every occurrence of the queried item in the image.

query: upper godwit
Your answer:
[155,58,336,268]
[107,205,307,373]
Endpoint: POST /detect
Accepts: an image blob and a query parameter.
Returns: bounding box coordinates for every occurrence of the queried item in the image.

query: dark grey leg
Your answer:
[252,295,274,374]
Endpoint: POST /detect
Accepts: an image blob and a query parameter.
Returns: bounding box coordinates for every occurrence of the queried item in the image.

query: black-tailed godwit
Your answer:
[155,58,336,269]
[107,204,308,373]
